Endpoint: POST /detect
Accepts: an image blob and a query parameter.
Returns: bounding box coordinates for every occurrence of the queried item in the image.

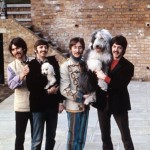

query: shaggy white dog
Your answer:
[41,62,56,89]
[87,29,112,91]
[82,29,112,105]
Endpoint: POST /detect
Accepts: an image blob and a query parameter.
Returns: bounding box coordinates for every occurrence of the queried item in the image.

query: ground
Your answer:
[0,84,14,103]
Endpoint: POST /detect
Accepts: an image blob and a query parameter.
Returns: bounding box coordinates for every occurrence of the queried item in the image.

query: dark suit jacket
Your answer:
[26,56,64,112]
[93,57,134,114]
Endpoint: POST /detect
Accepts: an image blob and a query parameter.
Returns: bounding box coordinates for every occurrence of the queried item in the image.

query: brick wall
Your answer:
[0,19,65,84]
[31,0,150,80]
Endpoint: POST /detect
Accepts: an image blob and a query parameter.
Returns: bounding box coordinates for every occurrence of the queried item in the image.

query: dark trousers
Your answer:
[15,111,33,150]
[31,109,58,150]
[97,110,134,150]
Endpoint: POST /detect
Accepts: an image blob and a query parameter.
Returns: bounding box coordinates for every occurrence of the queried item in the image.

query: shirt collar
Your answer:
[36,57,48,64]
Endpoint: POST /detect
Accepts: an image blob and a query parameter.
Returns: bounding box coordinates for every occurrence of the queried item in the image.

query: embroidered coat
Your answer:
[60,57,85,112]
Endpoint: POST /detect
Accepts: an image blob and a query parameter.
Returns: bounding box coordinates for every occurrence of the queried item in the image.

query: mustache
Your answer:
[74,52,83,55]
[40,51,47,53]
[15,52,22,55]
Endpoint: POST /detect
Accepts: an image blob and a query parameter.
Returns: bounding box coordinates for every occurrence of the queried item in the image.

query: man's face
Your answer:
[112,43,123,60]
[36,45,48,59]
[70,42,84,58]
[11,44,24,60]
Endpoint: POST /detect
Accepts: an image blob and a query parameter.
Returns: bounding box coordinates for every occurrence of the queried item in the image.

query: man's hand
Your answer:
[95,70,106,80]
[47,85,59,94]
[19,65,29,81]
[58,103,65,113]
[83,94,90,99]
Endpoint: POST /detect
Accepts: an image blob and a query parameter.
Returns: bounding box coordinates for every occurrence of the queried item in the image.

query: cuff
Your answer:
[104,76,111,84]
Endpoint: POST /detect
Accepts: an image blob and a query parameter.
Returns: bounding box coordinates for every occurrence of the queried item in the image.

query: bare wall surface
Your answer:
[31,0,150,80]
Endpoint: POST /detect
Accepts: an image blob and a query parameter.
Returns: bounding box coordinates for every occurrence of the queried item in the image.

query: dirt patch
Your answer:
[0,84,14,103]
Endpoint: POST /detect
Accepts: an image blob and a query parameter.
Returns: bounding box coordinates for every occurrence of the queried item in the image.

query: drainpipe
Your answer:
[0,0,7,19]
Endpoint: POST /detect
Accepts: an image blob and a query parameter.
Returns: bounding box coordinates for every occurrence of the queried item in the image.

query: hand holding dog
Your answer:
[47,85,59,94]
[95,70,106,80]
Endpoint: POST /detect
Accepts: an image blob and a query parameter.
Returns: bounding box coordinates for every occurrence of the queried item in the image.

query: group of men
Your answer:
[7,29,134,150]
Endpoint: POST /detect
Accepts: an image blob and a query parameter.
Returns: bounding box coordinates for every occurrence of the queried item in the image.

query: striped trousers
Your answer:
[66,108,89,150]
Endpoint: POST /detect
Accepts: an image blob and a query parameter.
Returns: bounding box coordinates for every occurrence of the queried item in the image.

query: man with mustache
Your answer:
[60,37,89,150]
[7,37,33,150]
[95,35,134,150]
[26,39,64,150]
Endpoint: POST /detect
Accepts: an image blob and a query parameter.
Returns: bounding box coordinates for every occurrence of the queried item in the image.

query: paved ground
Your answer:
[0,81,150,150]
[0,84,13,103]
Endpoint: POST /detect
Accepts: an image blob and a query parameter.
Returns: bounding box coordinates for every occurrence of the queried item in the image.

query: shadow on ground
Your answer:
[0,85,14,103]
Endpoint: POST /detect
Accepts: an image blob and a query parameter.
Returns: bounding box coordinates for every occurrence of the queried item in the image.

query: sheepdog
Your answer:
[81,29,112,105]
[86,29,112,91]
[78,60,97,105]
[41,62,56,89]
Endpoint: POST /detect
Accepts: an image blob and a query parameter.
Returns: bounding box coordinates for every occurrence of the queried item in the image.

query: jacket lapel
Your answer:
[109,57,125,75]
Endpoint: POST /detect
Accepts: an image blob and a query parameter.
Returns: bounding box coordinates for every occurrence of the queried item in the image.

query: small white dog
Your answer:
[41,62,56,89]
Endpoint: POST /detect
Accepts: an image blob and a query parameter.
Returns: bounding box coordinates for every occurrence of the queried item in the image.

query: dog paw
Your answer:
[84,100,89,105]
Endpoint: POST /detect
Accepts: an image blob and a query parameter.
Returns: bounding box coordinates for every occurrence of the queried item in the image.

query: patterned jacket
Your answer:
[60,57,85,112]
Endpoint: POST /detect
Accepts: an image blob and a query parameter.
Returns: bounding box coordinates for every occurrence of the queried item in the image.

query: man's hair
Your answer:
[8,37,27,55]
[69,37,85,50]
[110,35,127,55]
[34,39,49,50]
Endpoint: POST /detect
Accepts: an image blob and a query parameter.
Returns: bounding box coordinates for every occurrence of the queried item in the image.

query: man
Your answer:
[26,39,64,150]
[60,37,89,150]
[95,35,134,150]
[7,37,33,150]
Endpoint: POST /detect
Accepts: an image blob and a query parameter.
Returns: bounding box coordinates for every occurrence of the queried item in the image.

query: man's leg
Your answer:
[97,110,113,150]
[45,109,58,150]
[15,112,30,150]
[29,112,33,139]
[114,112,134,150]
[31,112,44,150]
[66,109,89,150]
[66,112,77,150]
[76,108,89,150]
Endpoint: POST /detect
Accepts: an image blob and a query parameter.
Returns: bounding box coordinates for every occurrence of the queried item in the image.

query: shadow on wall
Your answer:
[4,0,30,4]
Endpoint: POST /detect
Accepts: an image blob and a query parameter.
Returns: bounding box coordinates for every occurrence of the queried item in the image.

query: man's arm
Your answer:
[96,59,134,90]
[7,66,23,90]
[60,62,77,100]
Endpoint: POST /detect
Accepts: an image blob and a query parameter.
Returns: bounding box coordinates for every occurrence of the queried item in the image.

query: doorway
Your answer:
[0,34,4,84]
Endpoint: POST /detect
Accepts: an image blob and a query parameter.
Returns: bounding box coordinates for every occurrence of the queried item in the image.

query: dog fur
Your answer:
[79,60,97,105]
[79,29,112,105]
[85,29,112,91]
[41,62,56,89]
